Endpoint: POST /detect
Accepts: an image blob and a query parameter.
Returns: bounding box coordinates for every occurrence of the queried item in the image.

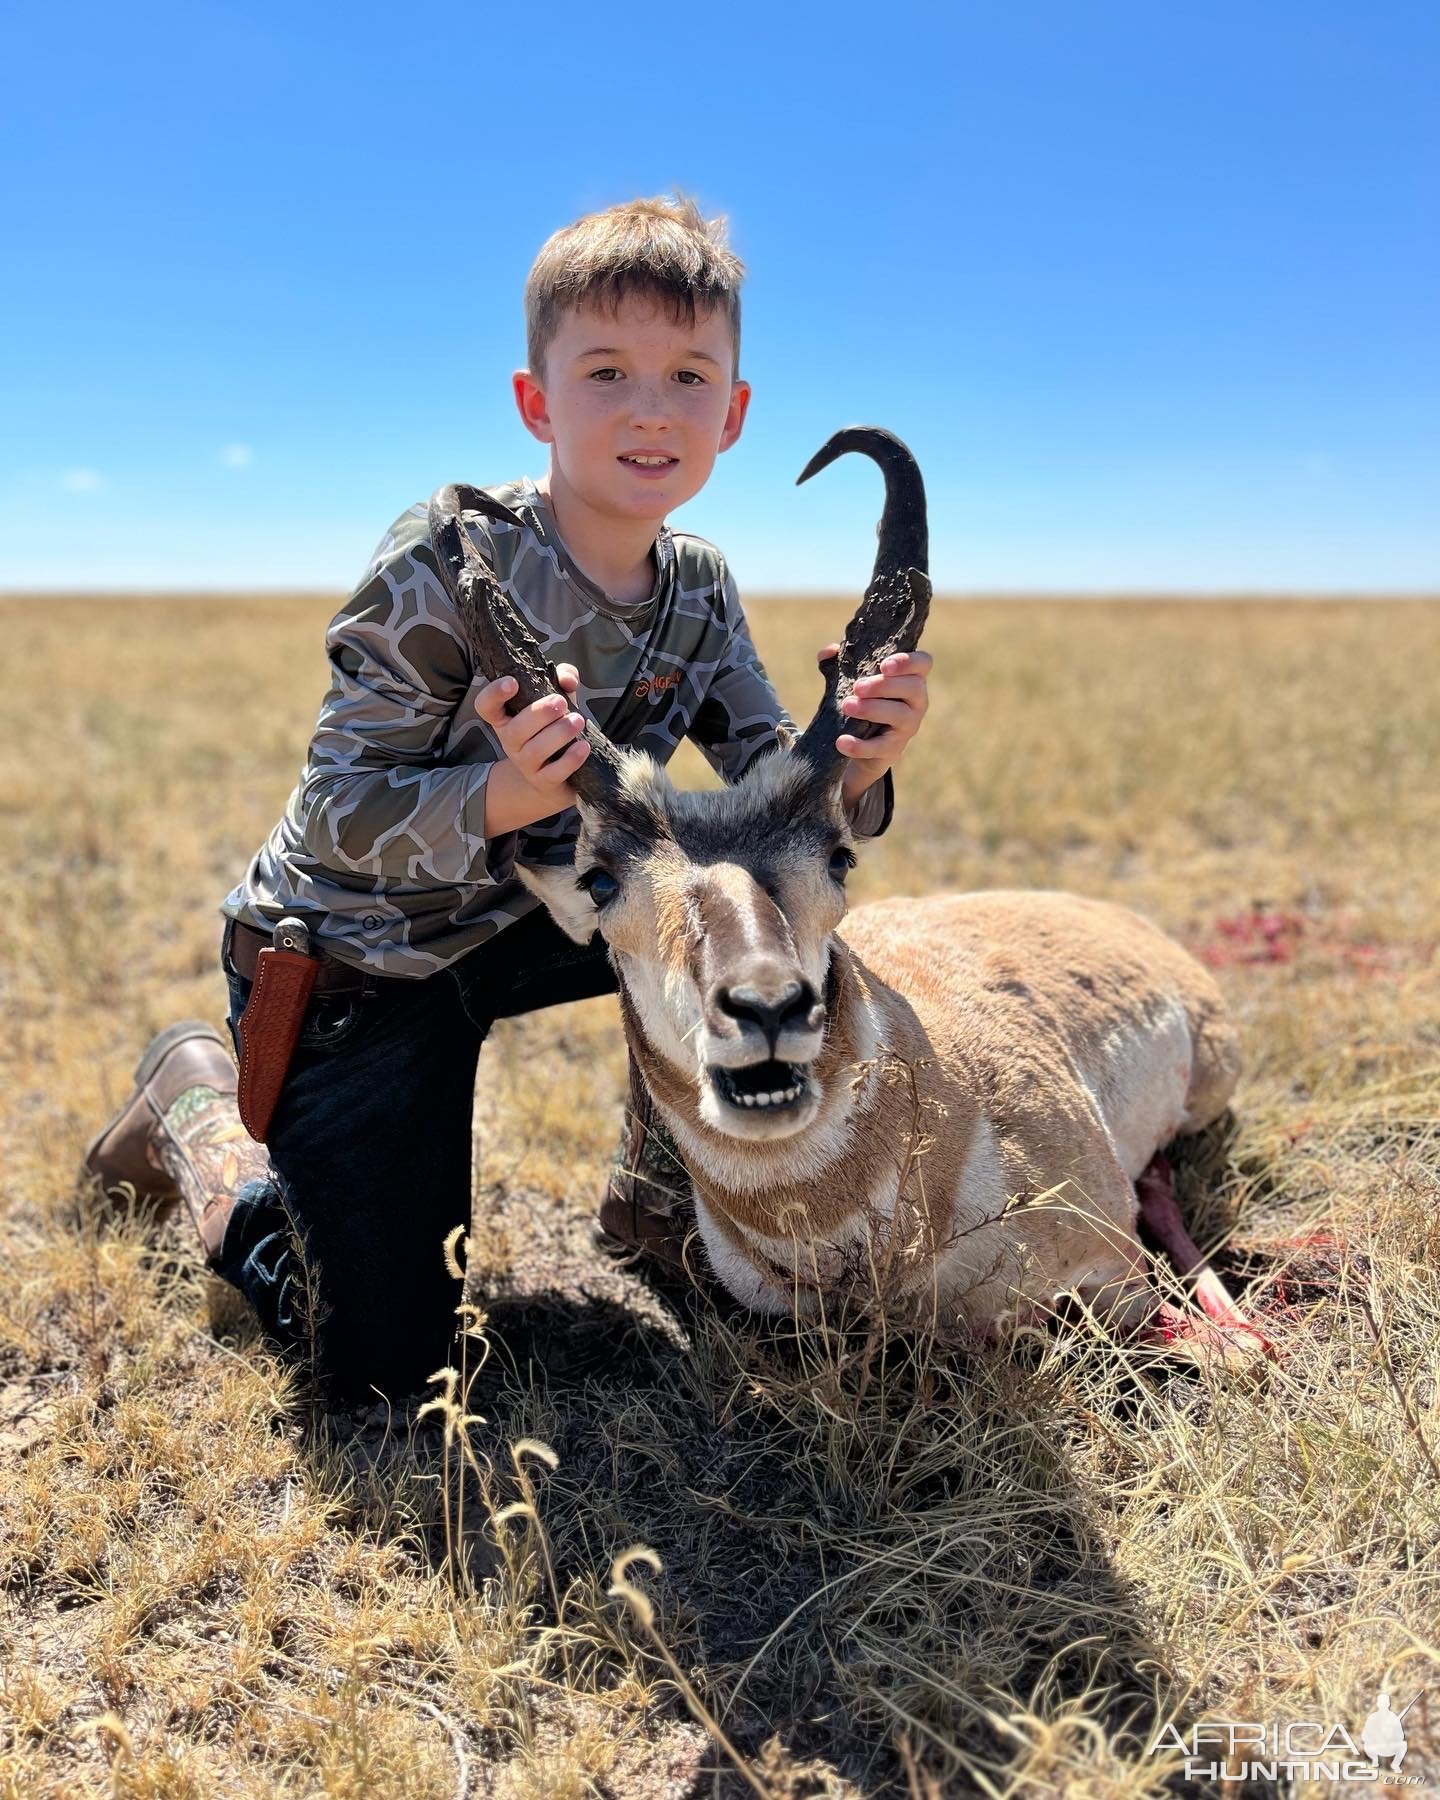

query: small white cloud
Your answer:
[60,468,103,492]
[220,443,254,471]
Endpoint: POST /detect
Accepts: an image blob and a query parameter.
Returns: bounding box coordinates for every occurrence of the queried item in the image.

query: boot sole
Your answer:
[79,1020,231,1196]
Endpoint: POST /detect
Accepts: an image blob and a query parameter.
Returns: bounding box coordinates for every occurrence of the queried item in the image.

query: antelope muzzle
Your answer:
[696,890,828,1132]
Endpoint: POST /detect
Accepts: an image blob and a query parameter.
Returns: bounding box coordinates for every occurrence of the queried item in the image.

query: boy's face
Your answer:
[513,292,750,524]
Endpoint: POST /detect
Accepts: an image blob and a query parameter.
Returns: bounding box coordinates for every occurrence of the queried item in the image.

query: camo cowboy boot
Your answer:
[80,1019,271,1263]
[597,1051,696,1275]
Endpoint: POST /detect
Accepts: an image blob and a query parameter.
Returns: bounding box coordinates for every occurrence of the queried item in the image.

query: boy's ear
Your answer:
[513,368,553,445]
[718,378,751,455]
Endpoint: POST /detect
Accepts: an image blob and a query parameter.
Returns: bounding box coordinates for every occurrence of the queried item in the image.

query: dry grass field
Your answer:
[2,592,1438,1797]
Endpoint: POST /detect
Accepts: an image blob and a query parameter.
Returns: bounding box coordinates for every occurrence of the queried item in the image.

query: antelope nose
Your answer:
[713,976,819,1053]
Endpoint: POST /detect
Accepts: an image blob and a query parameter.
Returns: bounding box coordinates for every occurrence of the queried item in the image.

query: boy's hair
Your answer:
[525,193,745,379]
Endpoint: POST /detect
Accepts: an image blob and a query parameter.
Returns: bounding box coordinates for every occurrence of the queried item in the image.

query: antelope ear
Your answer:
[515,862,604,945]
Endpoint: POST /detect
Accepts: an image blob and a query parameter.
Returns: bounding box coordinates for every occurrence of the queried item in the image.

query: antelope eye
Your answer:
[828,846,857,884]
[579,868,619,907]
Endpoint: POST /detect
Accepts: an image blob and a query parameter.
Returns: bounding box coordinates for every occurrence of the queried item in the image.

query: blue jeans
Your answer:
[219,908,617,1404]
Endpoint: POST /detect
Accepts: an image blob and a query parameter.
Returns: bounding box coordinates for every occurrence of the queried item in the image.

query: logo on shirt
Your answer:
[634,670,684,701]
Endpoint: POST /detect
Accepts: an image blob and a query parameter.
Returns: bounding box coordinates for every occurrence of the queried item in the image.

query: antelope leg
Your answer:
[1135,1152,1275,1360]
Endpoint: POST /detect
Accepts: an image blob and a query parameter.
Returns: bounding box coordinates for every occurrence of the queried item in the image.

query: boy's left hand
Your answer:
[817,644,933,801]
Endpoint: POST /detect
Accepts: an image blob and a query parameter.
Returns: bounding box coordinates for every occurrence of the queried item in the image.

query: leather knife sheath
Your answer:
[236,946,318,1143]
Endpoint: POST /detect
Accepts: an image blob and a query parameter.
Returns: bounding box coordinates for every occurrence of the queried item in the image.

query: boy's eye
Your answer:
[589,368,621,382]
[675,370,705,385]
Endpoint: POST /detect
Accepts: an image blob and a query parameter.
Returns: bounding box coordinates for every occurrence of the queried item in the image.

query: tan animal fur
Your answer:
[518,749,1249,1352]
[684,886,1237,1331]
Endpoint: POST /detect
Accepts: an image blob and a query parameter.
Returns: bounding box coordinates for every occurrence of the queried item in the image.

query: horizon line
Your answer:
[4,587,1439,604]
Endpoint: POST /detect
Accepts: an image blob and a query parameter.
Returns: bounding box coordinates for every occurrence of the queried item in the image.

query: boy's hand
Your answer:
[816,644,933,805]
[476,662,592,831]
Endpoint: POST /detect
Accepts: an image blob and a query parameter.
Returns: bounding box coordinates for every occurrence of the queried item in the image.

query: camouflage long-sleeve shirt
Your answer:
[220,477,892,977]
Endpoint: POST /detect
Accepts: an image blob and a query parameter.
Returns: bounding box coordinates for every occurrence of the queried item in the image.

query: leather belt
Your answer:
[226,918,369,992]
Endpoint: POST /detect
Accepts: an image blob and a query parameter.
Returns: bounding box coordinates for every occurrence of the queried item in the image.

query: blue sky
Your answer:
[2,1,1436,593]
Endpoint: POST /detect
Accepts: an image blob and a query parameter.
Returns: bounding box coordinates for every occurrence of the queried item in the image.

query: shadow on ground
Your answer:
[275,1180,1247,1797]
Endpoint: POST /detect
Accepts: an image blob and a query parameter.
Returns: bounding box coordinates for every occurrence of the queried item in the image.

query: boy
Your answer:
[81,195,933,1405]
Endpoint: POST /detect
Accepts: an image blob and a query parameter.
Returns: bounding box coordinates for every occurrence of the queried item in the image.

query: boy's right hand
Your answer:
[475,663,592,828]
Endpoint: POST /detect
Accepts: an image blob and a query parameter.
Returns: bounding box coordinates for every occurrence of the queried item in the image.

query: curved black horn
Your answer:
[796,425,928,584]
[429,483,527,598]
[426,483,625,808]
[792,428,932,783]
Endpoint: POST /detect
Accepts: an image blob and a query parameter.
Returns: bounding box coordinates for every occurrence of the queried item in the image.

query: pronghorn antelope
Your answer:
[431,434,1270,1365]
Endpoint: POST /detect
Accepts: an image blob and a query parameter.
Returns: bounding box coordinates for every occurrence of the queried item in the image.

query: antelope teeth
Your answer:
[712,1064,807,1110]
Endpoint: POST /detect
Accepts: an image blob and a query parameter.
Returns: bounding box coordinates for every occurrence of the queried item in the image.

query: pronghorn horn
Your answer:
[792,428,932,782]
[426,484,626,808]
